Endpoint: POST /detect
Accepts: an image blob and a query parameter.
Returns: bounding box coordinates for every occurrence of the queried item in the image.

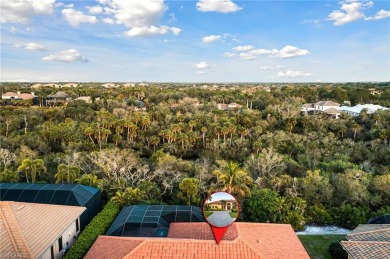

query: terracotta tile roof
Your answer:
[86,222,309,259]
[340,241,390,259]
[2,92,18,96]
[168,222,239,240]
[0,201,85,258]
[324,108,341,114]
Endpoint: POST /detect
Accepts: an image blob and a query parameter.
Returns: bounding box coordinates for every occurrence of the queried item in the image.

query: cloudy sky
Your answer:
[1,0,389,82]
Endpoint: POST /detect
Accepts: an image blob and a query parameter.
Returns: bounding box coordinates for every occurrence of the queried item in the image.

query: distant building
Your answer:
[340,224,390,259]
[217,102,242,111]
[0,201,85,259]
[74,96,93,103]
[340,104,389,117]
[2,91,37,100]
[46,91,69,106]
[62,83,79,88]
[206,199,237,210]
[368,88,383,96]
[102,83,118,88]
[323,107,341,119]
[315,101,340,112]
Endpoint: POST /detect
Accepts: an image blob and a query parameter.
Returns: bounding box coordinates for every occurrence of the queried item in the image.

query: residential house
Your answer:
[0,201,85,259]
[217,102,242,111]
[62,83,79,88]
[207,199,237,211]
[85,222,310,259]
[340,224,390,259]
[340,104,389,117]
[315,101,340,112]
[102,83,118,88]
[301,103,316,114]
[368,88,383,96]
[323,107,341,119]
[0,183,101,229]
[46,91,69,106]
[74,96,93,103]
[2,91,37,100]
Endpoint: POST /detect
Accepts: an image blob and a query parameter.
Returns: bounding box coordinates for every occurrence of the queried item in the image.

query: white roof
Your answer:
[340,104,389,114]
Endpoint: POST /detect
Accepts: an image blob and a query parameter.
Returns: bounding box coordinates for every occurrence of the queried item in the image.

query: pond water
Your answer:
[296,225,351,235]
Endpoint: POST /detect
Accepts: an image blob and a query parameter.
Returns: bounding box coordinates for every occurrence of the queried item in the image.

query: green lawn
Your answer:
[229,212,238,218]
[298,235,345,259]
[204,211,213,217]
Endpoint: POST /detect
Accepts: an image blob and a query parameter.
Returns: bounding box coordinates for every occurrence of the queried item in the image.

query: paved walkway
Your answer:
[206,211,235,227]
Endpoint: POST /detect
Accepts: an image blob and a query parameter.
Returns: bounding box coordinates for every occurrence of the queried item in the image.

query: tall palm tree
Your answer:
[55,164,80,184]
[210,161,253,198]
[17,158,47,183]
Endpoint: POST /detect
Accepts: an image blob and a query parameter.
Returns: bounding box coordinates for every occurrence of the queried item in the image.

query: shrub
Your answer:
[231,208,238,213]
[64,201,120,259]
[328,242,348,259]
[305,204,333,225]
[330,205,370,229]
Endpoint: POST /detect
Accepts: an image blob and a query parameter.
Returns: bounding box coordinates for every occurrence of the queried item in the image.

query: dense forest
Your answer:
[1,82,389,230]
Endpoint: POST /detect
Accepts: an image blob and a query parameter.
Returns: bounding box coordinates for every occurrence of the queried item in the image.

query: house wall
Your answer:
[316,105,340,111]
[40,217,81,259]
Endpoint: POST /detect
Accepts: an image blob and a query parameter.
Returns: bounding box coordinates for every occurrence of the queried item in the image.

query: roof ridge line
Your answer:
[341,240,390,244]
[0,202,34,258]
[238,236,262,258]
[348,227,390,236]
[123,239,147,258]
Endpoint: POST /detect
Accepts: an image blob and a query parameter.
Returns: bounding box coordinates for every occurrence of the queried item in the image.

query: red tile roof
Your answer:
[85,222,309,259]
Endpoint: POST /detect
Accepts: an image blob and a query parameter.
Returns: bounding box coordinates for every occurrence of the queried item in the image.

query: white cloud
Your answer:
[0,0,55,23]
[233,45,254,51]
[25,42,47,51]
[300,19,322,28]
[42,49,88,63]
[96,0,181,37]
[193,61,212,69]
[223,52,236,58]
[196,0,242,13]
[365,9,390,20]
[102,17,115,24]
[277,70,315,78]
[202,35,222,43]
[327,0,373,26]
[239,53,258,60]
[271,45,310,58]
[124,25,181,37]
[196,70,207,75]
[62,8,97,26]
[238,45,309,60]
[12,42,47,51]
[87,5,103,14]
[260,65,283,70]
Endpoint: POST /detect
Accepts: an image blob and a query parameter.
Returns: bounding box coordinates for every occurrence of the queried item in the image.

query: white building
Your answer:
[315,101,340,112]
[340,104,389,117]
[0,201,85,259]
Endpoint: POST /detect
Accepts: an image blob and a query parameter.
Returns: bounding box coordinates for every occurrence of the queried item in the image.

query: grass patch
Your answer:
[229,212,238,218]
[298,235,346,259]
[204,211,213,217]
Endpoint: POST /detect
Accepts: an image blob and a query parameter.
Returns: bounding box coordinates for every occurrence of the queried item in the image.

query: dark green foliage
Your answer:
[64,201,120,259]
[328,242,348,259]
[330,205,371,229]
[305,205,333,225]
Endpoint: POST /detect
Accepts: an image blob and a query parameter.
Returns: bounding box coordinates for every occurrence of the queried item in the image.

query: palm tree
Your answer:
[17,158,47,183]
[55,164,80,184]
[210,161,253,198]
[76,174,103,190]
[351,123,361,140]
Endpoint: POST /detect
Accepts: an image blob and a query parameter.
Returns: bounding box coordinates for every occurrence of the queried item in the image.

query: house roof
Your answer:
[346,224,390,242]
[2,92,18,96]
[316,101,340,106]
[48,91,68,98]
[340,104,389,114]
[341,224,390,258]
[2,92,36,100]
[324,108,341,114]
[340,241,390,259]
[85,222,309,259]
[0,201,85,258]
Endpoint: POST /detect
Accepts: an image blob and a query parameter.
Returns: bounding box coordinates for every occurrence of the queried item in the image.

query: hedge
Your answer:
[64,201,120,259]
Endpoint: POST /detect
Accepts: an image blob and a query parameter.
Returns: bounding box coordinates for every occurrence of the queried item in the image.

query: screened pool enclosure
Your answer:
[107,205,205,237]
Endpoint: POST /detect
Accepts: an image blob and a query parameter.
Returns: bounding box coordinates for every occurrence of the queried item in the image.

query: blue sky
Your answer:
[1,0,389,82]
